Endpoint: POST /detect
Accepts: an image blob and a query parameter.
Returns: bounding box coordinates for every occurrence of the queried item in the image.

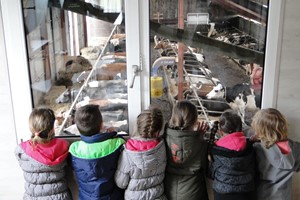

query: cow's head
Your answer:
[206,83,225,99]
[56,88,85,104]
[56,89,71,104]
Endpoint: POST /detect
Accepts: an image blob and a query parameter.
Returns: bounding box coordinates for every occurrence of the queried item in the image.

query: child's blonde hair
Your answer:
[29,108,56,145]
[169,100,198,131]
[135,107,163,138]
[251,108,288,148]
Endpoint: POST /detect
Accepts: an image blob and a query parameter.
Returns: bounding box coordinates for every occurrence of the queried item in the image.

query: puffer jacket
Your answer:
[254,139,300,200]
[114,138,167,200]
[15,138,72,200]
[69,132,125,200]
[210,132,255,195]
[164,127,208,200]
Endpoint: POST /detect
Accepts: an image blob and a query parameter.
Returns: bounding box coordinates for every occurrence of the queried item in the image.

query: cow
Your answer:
[56,56,93,87]
[56,87,87,104]
[206,82,258,124]
[56,79,127,104]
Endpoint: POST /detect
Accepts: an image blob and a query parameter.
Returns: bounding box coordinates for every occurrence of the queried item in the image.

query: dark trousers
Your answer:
[214,191,254,200]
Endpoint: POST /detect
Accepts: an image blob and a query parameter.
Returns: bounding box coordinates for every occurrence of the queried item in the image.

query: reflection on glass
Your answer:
[22,0,128,136]
[149,0,268,137]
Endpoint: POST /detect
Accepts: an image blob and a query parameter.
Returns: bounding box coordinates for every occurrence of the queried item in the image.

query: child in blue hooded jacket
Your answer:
[69,104,125,200]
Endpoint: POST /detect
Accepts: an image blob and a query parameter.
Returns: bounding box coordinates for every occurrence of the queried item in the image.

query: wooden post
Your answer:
[177,0,184,100]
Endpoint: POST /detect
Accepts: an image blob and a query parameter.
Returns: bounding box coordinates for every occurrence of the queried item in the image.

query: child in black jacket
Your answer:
[208,110,256,200]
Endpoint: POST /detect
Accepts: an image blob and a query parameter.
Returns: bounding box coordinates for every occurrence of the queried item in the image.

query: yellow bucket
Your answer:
[151,76,163,98]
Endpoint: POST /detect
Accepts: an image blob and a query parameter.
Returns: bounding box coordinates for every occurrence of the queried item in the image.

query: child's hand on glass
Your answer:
[196,121,209,134]
[103,126,116,133]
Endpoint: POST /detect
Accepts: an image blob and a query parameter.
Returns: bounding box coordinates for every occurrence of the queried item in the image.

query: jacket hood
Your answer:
[215,132,247,151]
[69,137,125,159]
[263,141,295,170]
[20,138,69,165]
[124,140,165,170]
[165,128,206,165]
[125,138,159,151]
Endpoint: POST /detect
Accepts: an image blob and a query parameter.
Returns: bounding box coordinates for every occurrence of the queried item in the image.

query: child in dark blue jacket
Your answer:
[69,104,125,200]
[208,110,256,200]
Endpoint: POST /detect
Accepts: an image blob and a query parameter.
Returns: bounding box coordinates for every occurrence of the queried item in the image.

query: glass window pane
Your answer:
[22,0,128,136]
[150,0,268,136]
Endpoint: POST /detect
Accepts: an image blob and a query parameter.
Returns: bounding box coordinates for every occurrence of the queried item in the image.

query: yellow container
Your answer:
[151,76,163,98]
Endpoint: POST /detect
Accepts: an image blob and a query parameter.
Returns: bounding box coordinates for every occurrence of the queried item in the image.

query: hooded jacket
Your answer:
[164,127,208,200]
[254,139,300,200]
[15,138,72,200]
[69,132,125,200]
[114,138,167,200]
[210,132,255,195]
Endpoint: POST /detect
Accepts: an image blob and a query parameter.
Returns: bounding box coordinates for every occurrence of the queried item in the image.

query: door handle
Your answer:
[130,65,141,88]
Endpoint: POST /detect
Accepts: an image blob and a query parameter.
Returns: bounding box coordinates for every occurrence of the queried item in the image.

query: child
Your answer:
[251,108,300,200]
[209,109,255,200]
[114,107,167,200]
[164,100,209,200]
[15,108,72,199]
[69,104,125,199]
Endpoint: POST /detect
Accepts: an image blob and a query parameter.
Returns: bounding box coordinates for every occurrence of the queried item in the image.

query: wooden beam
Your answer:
[177,0,184,100]
[211,0,266,24]
[150,21,265,66]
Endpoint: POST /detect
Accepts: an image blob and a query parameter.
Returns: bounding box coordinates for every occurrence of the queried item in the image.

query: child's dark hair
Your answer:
[75,104,103,136]
[135,107,163,138]
[29,108,56,145]
[169,100,198,130]
[219,109,242,134]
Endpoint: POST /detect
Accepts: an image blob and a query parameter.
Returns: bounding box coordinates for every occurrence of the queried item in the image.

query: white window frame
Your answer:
[125,0,151,133]
[1,0,32,142]
[261,0,285,108]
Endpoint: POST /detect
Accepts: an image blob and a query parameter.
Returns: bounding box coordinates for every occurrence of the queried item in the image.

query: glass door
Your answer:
[20,0,134,137]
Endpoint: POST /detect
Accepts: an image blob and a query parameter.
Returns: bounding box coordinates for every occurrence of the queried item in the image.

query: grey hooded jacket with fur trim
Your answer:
[114,139,167,200]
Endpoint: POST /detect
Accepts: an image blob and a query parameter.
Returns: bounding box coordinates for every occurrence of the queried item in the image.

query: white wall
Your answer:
[276,1,300,199]
[0,2,24,198]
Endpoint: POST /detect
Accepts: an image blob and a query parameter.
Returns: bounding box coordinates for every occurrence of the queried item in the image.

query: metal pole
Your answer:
[58,12,123,135]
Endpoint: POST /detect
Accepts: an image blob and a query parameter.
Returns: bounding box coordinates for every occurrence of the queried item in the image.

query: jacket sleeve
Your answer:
[15,145,27,163]
[114,149,130,189]
[292,140,300,172]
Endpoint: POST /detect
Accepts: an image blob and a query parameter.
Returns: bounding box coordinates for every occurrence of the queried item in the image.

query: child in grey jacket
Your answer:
[15,108,72,200]
[251,108,300,200]
[114,107,167,200]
